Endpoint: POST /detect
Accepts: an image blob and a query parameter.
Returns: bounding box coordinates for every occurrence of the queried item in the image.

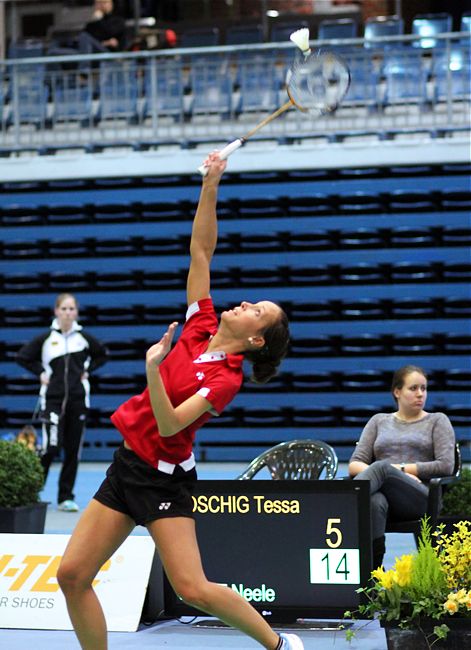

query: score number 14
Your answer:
[309,518,360,585]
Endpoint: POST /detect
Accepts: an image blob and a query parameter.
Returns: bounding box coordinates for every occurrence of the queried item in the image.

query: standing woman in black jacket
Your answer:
[17,293,108,512]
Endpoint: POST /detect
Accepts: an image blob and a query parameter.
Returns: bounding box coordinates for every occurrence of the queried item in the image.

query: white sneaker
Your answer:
[279,633,304,650]
[58,500,79,512]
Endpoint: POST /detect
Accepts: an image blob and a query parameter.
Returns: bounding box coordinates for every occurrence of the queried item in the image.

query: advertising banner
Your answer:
[0,534,155,631]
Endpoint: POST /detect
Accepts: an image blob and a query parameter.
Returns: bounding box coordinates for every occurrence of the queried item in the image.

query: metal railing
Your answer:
[1,32,469,153]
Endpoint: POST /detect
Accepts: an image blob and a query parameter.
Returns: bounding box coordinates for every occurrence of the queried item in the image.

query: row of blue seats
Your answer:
[8,12,471,56]
[3,46,469,127]
[0,210,468,241]
[1,261,470,294]
[2,356,468,380]
[3,398,470,427]
[3,330,471,370]
[1,191,469,227]
[3,368,469,395]
[2,226,469,259]
[2,162,468,192]
[2,164,468,206]
[1,295,469,328]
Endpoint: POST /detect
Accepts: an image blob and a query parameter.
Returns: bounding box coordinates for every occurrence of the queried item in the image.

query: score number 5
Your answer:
[325,518,342,548]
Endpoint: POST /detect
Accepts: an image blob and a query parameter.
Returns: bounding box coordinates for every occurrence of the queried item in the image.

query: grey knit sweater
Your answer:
[349,412,455,479]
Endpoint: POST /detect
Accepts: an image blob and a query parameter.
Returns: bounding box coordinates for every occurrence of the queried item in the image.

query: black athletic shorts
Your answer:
[93,444,197,526]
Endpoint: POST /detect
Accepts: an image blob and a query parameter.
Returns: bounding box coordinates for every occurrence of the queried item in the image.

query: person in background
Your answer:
[348,365,456,569]
[47,0,126,57]
[80,0,126,53]
[56,153,302,650]
[17,293,108,512]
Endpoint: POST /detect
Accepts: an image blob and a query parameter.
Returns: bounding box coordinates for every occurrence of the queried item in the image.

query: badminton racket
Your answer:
[197,30,351,175]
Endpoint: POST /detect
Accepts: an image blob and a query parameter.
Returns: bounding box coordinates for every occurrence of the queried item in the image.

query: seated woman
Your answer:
[348,364,455,569]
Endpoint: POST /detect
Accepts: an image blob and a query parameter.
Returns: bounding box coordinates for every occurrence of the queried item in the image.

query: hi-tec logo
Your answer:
[0,554,111,593]
[220,583,276,603]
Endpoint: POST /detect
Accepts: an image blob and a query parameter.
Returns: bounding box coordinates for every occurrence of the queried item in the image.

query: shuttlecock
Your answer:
[290,28,311,56]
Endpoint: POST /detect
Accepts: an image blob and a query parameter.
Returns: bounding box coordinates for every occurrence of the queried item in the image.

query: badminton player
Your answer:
[57,152,303,650]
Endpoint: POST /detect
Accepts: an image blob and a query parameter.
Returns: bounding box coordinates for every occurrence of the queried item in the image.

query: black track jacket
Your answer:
[17,320,108,407]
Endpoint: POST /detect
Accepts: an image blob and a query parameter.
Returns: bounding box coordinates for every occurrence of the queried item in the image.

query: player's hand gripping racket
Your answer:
[197,28,351,175]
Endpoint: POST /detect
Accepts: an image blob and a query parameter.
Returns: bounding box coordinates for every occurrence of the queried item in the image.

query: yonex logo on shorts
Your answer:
[159,502,171,511]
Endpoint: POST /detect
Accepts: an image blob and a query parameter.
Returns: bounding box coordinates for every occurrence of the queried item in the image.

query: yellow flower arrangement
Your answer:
[343,518,471,649]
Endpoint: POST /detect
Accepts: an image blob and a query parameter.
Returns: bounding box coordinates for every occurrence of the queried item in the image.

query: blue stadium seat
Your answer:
[389,226,436,247]
[440,189,471,210]
[382,50,428,107]
[2,240,45,259]
[444,369,471,390]
[433,46,471,102]
[47,240,90,257]
[389,298,436,318]
[337,191,384,213]
[180,27,219,48]
[0,307,48,326]
[92,204,136,222]
[190,60,232,118]
[236,58,279,114]
[461,12,471,41]
[391,333,437,354]
[339,300,384,319]
[8,39,44,58]
[97,61,140,123]
[338,229,384,248]
[48,272,92,292]
[2,274,46,292]
[442,263,471,282]
[287,194,333,216]
[411,12,452,49]
[341,370,388,391]
[443,297,471,317]
[226,24,263,45]
[343,54,379,109]
[388,188,437,211]
[390,262,438,283]
[290,372,338,391]
[318,18,357,40]
[7,65,49,127]
[52,76,94,125]
[441,227,471,246]
[364,16,404,49]
[143,59,184,122]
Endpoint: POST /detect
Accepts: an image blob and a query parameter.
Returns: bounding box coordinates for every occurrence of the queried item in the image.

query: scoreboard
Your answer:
[164,480,371,622]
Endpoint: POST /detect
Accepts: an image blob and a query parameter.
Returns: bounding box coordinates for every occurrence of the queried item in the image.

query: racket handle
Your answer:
[197,138,244,176]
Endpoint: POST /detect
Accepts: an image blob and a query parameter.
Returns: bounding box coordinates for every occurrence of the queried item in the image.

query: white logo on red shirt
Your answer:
[196,371,205,381]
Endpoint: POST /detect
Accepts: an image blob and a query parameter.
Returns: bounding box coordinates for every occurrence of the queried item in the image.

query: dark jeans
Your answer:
[47,32,114,71]
[354,460,429,539]
[40,399,87,503]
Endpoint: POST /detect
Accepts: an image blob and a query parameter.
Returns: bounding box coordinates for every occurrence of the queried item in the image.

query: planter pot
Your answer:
[0,501,48,533]
[382,617,471,650]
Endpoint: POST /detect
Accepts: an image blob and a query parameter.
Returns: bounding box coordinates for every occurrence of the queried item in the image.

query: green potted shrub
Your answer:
[0,439,47,533]
[439,468,471,535]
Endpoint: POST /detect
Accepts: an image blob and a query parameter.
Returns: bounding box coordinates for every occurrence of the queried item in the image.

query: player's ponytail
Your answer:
[245,308,290,384]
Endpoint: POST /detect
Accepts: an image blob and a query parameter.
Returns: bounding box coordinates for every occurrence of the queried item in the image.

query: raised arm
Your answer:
[145,322,212,436]
[186,152,227,306]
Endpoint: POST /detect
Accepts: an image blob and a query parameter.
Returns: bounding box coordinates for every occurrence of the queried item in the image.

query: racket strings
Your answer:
[287,51,351,116]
